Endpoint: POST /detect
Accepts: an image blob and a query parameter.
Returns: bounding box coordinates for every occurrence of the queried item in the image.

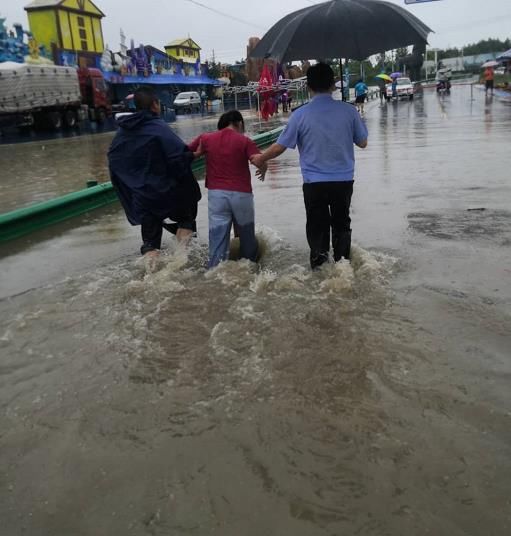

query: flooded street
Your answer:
[0,112,283,213]
[1,86,510,535]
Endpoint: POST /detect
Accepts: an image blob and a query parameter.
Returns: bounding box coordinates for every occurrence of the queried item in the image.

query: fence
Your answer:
[220,77,310,113]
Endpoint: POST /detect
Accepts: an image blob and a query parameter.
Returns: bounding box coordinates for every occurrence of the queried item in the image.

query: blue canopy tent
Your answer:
[496,49,511,62]
[103,72,221,86]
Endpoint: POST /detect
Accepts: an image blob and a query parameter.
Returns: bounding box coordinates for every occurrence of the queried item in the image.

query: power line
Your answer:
[182,0,266,30]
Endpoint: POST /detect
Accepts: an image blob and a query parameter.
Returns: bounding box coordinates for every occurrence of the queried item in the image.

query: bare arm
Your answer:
[356,139,368,149]
[262,142,287,162]
[250,143,287,168]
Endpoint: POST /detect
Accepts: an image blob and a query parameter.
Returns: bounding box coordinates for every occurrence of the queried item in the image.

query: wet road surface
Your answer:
[0,111,282,213]
[1,87,510,535]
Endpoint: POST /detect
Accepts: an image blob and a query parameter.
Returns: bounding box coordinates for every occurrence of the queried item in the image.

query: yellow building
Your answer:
[165,38,201,64]
[25,0,105,67]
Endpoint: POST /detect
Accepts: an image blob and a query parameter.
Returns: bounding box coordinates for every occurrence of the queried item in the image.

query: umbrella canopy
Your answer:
[390,72,402,78]
[375,73,393,82]
[481,60,499,68]
[250,0,433,62]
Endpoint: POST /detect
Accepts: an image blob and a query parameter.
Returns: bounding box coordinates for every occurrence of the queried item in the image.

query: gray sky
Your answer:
[1,0,510,62]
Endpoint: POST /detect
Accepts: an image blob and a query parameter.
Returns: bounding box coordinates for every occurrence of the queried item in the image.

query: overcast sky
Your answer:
[1,0,510,62]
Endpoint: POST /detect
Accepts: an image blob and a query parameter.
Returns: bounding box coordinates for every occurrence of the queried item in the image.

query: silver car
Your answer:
[173,91,201,114]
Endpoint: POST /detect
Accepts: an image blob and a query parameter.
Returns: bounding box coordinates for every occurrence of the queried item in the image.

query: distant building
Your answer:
[246,37,263,82]
[24,0,105,67]
[165,38,201,64]
[424,51,506,75]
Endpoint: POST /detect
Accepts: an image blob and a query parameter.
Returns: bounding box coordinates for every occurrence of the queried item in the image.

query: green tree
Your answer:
[229,69,248,87]
[426,38,511,61]
[207,61,221,79]
[463,38,510,56]
[345,59,381,86]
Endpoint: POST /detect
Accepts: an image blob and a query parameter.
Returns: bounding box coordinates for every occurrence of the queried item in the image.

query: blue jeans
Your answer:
[208,189,258,268]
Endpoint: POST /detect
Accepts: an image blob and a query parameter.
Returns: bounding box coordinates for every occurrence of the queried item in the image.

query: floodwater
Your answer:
[1,86,511,536]
[0,111,282,213]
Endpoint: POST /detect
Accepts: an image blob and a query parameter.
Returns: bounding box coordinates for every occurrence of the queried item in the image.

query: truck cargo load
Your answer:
[0,62,81,114]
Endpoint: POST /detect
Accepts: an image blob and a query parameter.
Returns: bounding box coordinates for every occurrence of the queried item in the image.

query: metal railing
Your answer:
[0,126,285,243]
[220,78,310,112]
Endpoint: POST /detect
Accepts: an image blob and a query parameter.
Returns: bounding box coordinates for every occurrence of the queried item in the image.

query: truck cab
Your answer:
[77,68,111,123]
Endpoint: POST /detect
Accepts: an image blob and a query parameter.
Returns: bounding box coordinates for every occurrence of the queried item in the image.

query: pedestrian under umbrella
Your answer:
[375,73,393,82]
[375,74,392,101]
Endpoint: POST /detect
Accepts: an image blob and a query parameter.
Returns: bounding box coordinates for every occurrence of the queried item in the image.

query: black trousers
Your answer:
[141,214,164,255]
[302,181,354,269]
[140,209,198,255]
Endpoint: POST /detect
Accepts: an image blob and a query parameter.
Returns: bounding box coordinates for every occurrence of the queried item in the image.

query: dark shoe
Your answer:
[310,252,329,270]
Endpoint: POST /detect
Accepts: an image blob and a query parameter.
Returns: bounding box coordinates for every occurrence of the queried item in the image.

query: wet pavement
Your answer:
[1,86,510,535]
[0,110,281,214]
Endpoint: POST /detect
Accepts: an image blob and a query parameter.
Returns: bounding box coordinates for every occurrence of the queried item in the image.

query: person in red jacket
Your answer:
[484,66,495,95]
[189,110,267,268]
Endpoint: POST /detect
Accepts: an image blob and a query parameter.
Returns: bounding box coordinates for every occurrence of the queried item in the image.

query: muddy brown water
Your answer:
[1,87,510,535]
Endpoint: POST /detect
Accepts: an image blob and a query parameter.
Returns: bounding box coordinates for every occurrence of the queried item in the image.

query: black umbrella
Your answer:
[250,0,432,62]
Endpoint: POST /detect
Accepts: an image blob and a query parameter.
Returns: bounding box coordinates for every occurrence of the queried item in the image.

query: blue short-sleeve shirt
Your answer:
[355,82,368,96]
[277,94,368,183]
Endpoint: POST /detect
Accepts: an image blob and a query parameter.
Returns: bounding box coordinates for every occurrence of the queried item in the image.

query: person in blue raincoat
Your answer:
[108,87,201,257]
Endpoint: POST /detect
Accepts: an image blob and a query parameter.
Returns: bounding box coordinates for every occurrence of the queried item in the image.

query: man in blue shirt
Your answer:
[251,63,368,269]
[354,79,369,114]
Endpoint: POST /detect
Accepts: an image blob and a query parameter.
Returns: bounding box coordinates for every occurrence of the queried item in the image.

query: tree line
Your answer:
[426,38,510,61]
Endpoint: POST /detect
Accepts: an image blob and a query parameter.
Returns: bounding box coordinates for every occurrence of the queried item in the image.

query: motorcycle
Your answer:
[436,79,451,94]
[436,68,452,95]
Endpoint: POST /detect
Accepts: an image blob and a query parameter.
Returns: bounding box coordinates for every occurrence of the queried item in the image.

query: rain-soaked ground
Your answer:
[0,86,510,536]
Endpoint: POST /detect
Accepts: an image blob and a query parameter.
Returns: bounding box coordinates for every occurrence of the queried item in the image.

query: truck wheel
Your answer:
[96,109,107,123]
[64,110,77,128]
[47,111,62,130]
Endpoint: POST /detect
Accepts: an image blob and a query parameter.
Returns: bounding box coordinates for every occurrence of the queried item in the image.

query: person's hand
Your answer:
[250,153,265,169]
[193,141,204,159]
[255,162,267,182]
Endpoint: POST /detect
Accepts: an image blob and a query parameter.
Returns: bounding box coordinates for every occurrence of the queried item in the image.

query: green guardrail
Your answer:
[0,126,284,243]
